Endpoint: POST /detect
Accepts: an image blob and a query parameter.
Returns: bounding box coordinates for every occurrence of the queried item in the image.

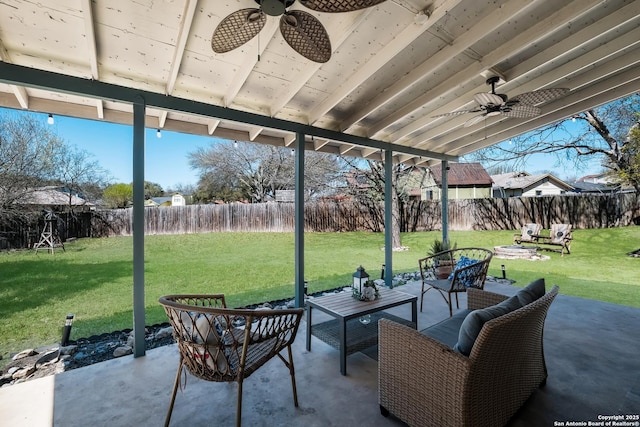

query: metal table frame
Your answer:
[306,287,418,375]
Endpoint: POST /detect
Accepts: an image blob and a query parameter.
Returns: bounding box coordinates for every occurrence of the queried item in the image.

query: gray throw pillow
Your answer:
[497,294,522,312]
[454,303,511,356]
[516,278,546,306]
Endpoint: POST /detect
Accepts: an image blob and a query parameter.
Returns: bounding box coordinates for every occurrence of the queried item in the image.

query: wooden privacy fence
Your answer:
[2,193,638,248]
[98,193,639,237]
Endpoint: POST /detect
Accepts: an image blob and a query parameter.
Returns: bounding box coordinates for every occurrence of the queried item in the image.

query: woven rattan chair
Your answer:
[159,294,304,427]
[418,247,493,317]
[379,285,559,427]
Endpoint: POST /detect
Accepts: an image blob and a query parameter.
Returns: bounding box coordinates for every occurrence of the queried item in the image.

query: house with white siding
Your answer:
[490,172,574,198]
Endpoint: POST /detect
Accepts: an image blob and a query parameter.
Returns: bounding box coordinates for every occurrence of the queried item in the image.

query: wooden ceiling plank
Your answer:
[397,14,640,145]
[338,0,534,132]
[270,8,373,118]
[436,65,640,154]
[455,73,640,156]
[379,0,606,141]
[306,3,439,125]
[414,20,640,150]
[224,20,279,108]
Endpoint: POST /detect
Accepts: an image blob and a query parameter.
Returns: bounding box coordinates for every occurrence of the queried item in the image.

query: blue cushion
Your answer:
[448,255,480,286]
[516,278,546,306]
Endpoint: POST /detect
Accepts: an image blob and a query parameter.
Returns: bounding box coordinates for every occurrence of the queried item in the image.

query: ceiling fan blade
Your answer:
[510,88,569,105]
[211,9,266,53]
[503,105,541,118]
[464,114,487,127]
[280,11,331,63]
[299,0,387,13]
[431,109,481,118]
[473,92,505,107]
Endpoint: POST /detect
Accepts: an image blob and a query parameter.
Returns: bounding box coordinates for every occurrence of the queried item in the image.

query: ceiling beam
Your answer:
[249,126,263,141]
[374,0,605,141]
[207,119,220,135]
[306,1,440,125]
[447,66,640,154]
[269,8,372,117]
[96,99,104,119]
[416,24,640,151]
[0,34,29,108]
[165,0,198,96]
[0,62,457,162]
[455,72,640,156]
[339,0,535,132]
[80,0,99,80]
[158,110,168,128]
[224,19,279,108]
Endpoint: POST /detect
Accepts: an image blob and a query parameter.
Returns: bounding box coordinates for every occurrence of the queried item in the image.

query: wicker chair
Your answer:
[418,247,493,317]
[159,294,304,427]
[379,285,559,427]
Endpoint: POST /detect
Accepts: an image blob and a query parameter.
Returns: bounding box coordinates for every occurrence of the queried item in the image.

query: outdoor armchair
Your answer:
[513,223,542,245]
[539,223,573,256]
[159,294,304,427]
[418,247,493,317]
[379,285,559,427]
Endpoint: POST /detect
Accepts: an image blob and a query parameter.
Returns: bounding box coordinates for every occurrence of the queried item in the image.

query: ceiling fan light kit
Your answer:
[211,0,387,63]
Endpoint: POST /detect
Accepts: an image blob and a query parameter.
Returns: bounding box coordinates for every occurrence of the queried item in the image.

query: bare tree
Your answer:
[341,157,426,250]
[189,141,344,203]
[471,94,640,191]
[0,113,65,223]
[54,145,109,209]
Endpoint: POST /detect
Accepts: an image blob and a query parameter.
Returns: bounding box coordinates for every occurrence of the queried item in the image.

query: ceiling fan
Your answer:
[434,76,569,127]
[211,0,387,63]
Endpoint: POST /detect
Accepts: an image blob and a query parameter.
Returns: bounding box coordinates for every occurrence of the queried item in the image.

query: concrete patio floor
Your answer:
[1,279,639,426]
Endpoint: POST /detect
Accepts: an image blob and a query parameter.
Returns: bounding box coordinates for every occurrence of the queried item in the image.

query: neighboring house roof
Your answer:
[577,173,615,184]
[429,163,493,186]
[567,180,620,193]
[19,187,92,206]
[491,172,574,191]
[150,196,173,206]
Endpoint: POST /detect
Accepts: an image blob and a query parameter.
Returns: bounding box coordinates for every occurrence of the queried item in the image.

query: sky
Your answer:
[1,107,604,190]
[49,113,218,190]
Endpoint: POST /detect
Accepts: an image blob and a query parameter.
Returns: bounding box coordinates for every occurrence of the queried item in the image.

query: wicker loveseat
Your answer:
[378,280,559,427]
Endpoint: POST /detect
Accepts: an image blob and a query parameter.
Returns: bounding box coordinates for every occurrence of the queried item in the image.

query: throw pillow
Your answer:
[454,303,511,356]
[497,294,522,312]
[516,278,546,306]
[448,255,480,287]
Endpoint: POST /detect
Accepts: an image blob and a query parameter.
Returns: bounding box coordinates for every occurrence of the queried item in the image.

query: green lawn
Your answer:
[1,227,639,365]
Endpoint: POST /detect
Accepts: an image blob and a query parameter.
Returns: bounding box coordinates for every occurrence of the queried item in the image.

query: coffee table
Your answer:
[306,287,417,375]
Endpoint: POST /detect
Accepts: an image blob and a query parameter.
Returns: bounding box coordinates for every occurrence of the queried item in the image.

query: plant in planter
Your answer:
[428,239,457,279]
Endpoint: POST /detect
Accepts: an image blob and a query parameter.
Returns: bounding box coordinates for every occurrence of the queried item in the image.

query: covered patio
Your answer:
[1,1,639,425]
[2,280,639,426]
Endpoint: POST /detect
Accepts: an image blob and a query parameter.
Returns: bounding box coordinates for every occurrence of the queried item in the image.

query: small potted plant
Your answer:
[428,239,457,279]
